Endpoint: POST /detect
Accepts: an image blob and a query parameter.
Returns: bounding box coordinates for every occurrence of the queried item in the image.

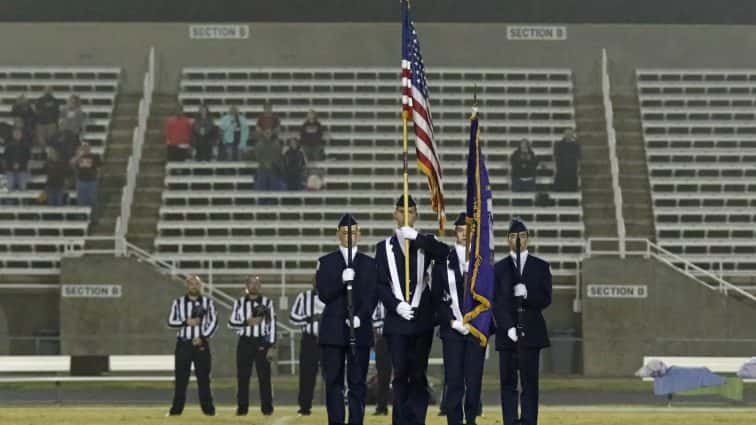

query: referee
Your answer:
[289,279,325,416]
[167,275,218,416]
[229,276,277,416]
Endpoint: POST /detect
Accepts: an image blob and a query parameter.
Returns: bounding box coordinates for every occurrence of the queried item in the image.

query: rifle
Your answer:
[346,223,357,355]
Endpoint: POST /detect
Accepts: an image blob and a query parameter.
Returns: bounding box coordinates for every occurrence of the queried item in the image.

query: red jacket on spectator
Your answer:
[164,115,193,146]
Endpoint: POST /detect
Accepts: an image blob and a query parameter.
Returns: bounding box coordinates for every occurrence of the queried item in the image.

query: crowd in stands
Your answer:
[165,101,582,194]
[510,128,581,193]
[0,90,98,211]
[164,101,327,191]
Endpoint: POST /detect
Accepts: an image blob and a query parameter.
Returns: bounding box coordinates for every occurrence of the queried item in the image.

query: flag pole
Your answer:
[464,84,479,316]
[402,109,411,302]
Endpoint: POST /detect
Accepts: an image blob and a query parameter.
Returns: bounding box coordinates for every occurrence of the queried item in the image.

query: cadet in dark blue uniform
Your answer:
[431,213,486,425]
[375,195,449,425]
[317,214,378,425]
[493,219,552,425]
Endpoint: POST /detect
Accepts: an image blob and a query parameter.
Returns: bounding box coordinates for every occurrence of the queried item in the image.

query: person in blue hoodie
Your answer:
[218,105,249,161]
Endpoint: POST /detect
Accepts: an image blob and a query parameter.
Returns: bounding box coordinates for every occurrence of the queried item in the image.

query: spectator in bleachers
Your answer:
[282,137,307,191]
[219,106,249,161]
[70,142,100,216]
[50,128,79,165]
[3,128,31,195]
[253,128,284,192]
[191,104,218,162]
[59,95,87,142]
[256,101,281,138]
[44,147,67,206]
[164,107,193,162]
[553,129,581,192]
[35,86,60,148]
[11,95,36,140]
[299,110,326,161]
[510,139,539,192]
[0,121,11,146]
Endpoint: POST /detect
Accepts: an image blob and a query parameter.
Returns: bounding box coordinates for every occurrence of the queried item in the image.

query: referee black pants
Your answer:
[170,340,214,415]
[237,336,274,414]
[298,333,320,411]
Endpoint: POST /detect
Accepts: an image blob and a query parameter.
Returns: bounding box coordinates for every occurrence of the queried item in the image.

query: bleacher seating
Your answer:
[0,67,119,276]
[638,69,756,274]
[156,67,582,281]
[0,66,121,205]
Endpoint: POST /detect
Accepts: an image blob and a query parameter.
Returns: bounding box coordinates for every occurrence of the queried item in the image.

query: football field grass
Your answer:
[2,406,756,425]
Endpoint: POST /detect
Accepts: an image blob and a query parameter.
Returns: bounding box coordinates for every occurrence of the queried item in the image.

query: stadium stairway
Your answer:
[126,94,175,250]
[574,95,618,238]
[89,94,141,238]
[613,95,655,239]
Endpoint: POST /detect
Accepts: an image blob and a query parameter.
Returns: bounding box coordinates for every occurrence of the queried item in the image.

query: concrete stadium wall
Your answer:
[60,255,182,356]
[0,290,59,354]
[581,256,756,376]
[2,23,756,95]
[59,255,295,377]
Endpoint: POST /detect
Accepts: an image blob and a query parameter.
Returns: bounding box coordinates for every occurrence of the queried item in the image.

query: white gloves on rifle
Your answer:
[398,226,418,241]
[451,320,470,335]
[346,316,361,329]
[396,302,414,321]
[342,268,355,284]
[507,327,519,343]
[514,283,528,299]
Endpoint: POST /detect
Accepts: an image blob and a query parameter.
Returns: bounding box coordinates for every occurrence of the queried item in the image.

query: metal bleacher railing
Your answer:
[115,47,155,252]
[586,237,756,302]
[601,49,627,256]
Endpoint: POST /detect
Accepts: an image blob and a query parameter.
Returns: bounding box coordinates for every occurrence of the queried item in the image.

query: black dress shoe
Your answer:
[297,409,311,416]
[373,408,388,416]
[235,408,248,416]
[262,410,274,416]
[202,411,215,417]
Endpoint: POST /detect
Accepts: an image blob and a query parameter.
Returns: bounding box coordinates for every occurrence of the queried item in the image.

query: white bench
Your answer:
[0,355,184,385]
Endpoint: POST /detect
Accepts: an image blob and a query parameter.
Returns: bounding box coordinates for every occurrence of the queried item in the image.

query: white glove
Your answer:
[398,226,418,240]
[396,302,414,321]
[514,283,528,299]
[346,316,361,329]
[463,261,470,273]
[507,327,518,343]
[451,320,470,335]
[341,268,355,283]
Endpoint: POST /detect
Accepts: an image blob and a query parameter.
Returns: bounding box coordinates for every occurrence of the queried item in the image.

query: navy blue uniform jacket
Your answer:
[375,233,449,336]
[316,250,378,347]
[431,248,467,341]
[493,254,552,351]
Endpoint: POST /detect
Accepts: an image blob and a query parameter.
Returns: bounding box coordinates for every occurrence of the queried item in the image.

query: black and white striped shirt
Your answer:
[372,302,387,336]
[289,289,325,336]
[167,295,218,340]
[228,295,276,344]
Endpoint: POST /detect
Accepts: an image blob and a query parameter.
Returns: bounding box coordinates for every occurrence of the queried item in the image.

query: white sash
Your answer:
[446,262,463,322]
[385,237,426,308]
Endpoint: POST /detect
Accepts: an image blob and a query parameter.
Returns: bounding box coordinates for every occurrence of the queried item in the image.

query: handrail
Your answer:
[601,48,627,257]
[586,237,756,303]
[115,46,155,250]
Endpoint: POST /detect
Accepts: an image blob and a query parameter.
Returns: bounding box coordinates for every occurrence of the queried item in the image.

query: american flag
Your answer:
[401,0,446,231]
